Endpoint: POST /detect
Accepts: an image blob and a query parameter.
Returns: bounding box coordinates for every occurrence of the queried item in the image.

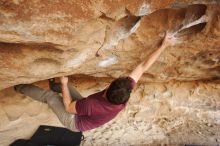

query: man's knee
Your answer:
[45,91,61,103]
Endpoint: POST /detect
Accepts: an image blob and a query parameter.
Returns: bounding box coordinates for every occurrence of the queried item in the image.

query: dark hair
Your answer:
[106,77,133,105]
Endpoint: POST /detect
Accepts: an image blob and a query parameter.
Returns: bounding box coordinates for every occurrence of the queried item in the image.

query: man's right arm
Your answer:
[129,32,172,83]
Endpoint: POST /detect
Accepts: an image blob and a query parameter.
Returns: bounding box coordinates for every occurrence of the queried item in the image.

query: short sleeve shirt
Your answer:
[75,77,136,131]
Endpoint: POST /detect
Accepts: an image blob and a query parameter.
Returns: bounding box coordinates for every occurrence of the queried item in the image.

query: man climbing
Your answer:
[14,32,172,132]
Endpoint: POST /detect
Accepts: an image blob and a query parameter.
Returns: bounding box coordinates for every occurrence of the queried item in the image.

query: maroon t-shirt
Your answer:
[75,77,136,131]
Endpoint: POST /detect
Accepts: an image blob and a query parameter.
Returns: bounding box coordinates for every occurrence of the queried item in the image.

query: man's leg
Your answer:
[49,79,83,101]
[14,84,79,132]
[14,84,49,103]
[45,92,79,132]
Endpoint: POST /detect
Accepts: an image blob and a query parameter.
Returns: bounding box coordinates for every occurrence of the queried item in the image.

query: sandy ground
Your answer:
[0,79,220,146]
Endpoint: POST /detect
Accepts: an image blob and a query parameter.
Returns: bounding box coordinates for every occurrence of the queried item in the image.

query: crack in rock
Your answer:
[96,15,141,56]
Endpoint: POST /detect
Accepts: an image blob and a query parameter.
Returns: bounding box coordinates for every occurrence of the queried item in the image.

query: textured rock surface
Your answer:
[0,78,220,146]
[0,0,220,89]
[0,0,220,145]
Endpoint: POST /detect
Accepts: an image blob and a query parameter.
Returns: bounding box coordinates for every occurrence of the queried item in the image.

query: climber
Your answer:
[14,32,172,132]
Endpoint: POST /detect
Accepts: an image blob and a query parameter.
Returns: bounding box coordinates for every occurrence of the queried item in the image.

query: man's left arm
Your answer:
[60,76,77,114]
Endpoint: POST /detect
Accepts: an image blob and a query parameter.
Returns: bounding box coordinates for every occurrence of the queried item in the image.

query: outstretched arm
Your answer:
[129,33,171,83]
[60,76,77,114]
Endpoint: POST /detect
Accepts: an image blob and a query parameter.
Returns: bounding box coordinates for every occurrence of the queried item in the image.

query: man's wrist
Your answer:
[159,45,166,51]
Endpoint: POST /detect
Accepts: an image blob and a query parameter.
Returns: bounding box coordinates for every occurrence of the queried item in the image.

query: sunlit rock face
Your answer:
[0,0,220,146]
